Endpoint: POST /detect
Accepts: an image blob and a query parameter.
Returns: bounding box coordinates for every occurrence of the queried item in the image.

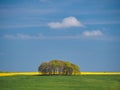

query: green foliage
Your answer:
[38,60,80,75]
[0,75,120,90]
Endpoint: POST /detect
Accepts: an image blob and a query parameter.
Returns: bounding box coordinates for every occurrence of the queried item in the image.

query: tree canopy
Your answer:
[38,60,80,75]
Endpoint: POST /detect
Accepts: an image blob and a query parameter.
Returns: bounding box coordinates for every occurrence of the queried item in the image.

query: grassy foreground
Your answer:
[0,75,120,90]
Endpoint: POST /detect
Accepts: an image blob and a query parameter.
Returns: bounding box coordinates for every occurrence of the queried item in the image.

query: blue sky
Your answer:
[0,0,120,72]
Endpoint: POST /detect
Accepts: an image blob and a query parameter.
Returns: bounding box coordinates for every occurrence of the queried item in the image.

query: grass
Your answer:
[0,75,120,90]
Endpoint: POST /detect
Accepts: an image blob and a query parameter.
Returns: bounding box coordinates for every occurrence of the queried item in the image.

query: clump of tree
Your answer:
[38,60,80,75]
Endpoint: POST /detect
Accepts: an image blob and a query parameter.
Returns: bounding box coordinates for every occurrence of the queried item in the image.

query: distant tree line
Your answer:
[38,60,80,75]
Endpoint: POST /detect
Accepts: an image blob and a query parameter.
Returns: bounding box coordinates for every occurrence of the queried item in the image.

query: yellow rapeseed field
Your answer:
[0,72,40,76]
[80,72,120,75]
[0,72,120,76]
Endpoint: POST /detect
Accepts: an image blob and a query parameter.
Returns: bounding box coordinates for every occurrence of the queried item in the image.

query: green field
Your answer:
[0,75,120,90]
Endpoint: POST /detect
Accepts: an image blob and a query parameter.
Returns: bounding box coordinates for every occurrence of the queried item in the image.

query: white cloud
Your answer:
[48,16,84,28]
[82,30,103,37]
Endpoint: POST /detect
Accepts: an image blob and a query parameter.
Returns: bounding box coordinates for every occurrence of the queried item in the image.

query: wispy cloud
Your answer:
[82,30,103,37]
[69,9,120,15]
[3,33,45,40]
[0,7,56,29]
[48,16,84,29]
[3,30,115,41]
[0,8,56,16]
[0,23,47,29]
[85,20,120,25]
[3,33,80,40]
